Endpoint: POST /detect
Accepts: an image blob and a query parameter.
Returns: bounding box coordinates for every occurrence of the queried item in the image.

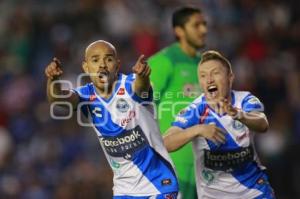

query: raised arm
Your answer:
[221,98,269,133]
[132,55,151,98]
[45,57,79,108]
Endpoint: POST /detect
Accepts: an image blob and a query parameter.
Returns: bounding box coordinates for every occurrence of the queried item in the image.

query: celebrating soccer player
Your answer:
[164,50,275,198]
[45,40,178,199]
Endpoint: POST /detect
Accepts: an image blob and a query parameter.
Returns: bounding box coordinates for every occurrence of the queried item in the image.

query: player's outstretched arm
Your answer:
[45,57,79,108]
[164,125,226,152]
[220,98,269,133]
[132,55,151,98]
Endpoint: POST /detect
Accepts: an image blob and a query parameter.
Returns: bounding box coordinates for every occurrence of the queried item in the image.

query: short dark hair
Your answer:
[200,50,233,74]
[172,7,202,28]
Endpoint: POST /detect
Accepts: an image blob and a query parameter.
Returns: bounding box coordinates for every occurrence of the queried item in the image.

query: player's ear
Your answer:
[174,26,184,40]
[82,61,88,73]
[116,59,121,71]
[229,72,235,87]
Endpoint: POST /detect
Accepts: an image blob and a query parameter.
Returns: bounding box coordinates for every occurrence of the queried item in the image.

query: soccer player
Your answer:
[45,40,178,199]
[148,7,207,199]
[164,50,275,198]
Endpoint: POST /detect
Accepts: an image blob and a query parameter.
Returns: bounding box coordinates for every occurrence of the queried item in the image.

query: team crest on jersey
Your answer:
[116,98,130,113]
[232,120,246,130]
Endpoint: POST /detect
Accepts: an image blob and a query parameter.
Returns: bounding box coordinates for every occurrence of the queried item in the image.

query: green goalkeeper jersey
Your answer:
[149,42,202,164]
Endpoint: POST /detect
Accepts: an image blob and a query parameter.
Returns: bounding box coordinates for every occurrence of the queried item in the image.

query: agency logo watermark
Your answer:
[49,75,265,126]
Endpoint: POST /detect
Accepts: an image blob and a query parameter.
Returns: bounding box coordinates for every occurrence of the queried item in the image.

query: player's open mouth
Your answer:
[98,71,108,83]
[207,85,218,98]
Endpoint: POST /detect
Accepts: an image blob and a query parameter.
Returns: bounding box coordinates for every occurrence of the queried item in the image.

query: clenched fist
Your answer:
[45,57,63,80]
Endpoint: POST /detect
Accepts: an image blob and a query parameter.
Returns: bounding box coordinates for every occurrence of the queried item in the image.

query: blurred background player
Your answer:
[148,7,207,199]
[45,40,179,199]
[164,50,275,199]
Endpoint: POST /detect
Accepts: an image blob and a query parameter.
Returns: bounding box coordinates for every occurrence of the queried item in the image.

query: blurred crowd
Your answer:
[0,0,299,198]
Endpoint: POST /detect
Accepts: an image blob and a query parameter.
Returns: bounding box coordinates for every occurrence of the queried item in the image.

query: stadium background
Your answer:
[0,0,299,198]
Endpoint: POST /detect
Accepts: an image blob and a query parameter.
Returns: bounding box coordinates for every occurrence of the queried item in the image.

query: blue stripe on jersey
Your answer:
[125,74,153,103]
[72,83,94,118]
[89,99,124,136]
[232,162,274,198]
[132,147,178,194]
[241,94,264,112]
[202,112,240,151]
[171,100,206,129]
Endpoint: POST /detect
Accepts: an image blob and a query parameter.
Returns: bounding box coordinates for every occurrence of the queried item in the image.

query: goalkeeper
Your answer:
[148,7,207,199]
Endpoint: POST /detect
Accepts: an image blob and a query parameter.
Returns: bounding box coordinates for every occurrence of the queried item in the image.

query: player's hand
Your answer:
[196,124,226,145]
[219,98,242,119]
[45,57,63,80]
[210,98,238,116]
[132,54,151,77]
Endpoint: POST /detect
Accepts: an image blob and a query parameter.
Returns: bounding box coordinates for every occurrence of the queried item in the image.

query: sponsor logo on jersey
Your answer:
[161,179,172,186]
[202,169,215,185]
[120,110,136,127]
[89,94,97,101]
[257,177,266,185]
[204,146,254,172]
[117,88,125,95]
[110,159,121,169]
[92,107,102,117]
[116,98,130,113]
[164,193,177,199]
[99,125,149,160]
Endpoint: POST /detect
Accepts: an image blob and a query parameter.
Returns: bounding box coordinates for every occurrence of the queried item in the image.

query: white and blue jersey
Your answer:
[172,91,275,199]
[72,73,178,198]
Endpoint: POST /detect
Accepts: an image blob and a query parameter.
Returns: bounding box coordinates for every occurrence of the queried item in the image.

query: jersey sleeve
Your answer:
[148,53,173,99]
[125,73,153,104]
[71,84,92,117]
[171,103,201,129]
[241,93,265,112]
[71,85,91,101]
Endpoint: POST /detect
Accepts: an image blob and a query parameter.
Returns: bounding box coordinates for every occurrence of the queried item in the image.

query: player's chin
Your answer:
[195,38,205,48]
[94,81,108,89]
[197,41,205,48]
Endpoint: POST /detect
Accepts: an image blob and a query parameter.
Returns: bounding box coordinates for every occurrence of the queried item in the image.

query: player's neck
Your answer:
[95,82,116,99]
[206,93,232,104]
[179,41,197,57]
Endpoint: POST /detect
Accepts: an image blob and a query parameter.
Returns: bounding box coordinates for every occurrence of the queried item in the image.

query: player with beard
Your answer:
[45,40,178,199]
[148,7,207,199]
[164,50,275,199]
